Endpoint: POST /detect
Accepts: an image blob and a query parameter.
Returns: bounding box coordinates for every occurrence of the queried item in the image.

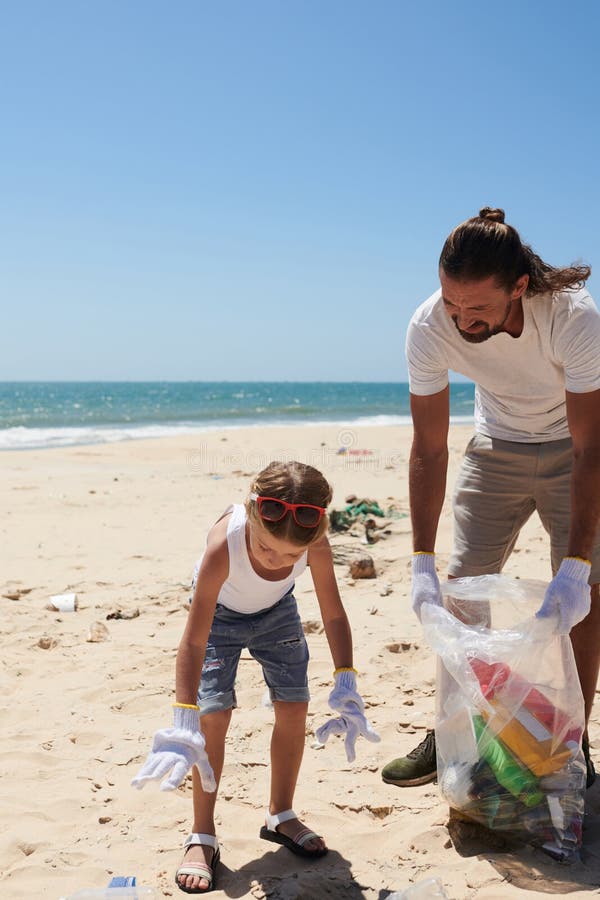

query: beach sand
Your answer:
[2,423,600,899]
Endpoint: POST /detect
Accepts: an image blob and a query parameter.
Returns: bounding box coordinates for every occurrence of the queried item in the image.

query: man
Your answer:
[382,207,600,789]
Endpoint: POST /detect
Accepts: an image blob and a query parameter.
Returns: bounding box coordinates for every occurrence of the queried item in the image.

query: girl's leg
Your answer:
[178,708,232,893]
[268,700,326,852]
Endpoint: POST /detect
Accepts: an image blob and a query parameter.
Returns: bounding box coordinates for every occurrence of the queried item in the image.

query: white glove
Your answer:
[131,705,216,793]
[412,552,442,622]
[536,557,592,634]
[315,670,380,763]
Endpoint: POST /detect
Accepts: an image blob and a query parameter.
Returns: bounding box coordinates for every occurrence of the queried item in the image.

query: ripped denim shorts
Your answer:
[197,591,310,714]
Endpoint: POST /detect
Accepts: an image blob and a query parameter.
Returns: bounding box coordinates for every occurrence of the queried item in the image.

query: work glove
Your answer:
[131,705,216,793]
[412,552,443,622]
[536,557,592,634]
[315,670,380,763]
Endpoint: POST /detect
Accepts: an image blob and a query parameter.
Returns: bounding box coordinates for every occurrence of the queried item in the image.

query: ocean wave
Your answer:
[0,423,211,451]
[0,412,474,451]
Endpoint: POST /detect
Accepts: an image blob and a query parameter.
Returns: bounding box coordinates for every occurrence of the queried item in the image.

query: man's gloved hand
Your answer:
[536,557,592,634]
[131,705,216,793]
[315,670,380,763]
[412,552,443,622]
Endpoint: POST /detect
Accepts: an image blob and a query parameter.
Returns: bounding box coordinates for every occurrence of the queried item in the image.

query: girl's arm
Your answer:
[308,535,354,671]
[310,535,381,760]
[175,519,229,705]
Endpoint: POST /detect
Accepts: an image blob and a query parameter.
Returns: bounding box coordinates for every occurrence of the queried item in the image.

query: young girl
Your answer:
[132,461,379,894]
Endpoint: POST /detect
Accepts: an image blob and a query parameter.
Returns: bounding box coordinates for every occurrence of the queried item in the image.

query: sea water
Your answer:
[0,381,474,450]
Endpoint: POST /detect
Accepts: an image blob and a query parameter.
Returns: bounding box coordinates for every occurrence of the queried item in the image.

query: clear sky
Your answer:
[2,0,599,382]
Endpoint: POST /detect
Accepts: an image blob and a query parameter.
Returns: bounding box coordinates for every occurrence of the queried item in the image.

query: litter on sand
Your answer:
[47,592,78,612]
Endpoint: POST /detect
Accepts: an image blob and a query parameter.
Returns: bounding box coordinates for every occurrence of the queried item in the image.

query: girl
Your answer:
[132,461,379,894]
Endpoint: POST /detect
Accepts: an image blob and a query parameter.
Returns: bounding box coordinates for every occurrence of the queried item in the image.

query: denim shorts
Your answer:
[197,591,310,715]
[449,433,600,583]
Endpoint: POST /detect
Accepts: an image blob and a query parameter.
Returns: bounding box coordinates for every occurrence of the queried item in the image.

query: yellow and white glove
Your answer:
[412,552,443,622]
[536,557,592,634]
[131,704,216,793]
[315,670,380,763]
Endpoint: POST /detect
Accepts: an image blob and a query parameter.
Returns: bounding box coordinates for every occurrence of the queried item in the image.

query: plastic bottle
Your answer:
[473,715,544,806]
[386,877,449,898]
[59,889,157,899]
[438,761,474,810]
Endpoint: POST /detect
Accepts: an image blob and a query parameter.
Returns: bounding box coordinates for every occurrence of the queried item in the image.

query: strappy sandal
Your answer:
[175,832,220,894]
[259,808,328,858]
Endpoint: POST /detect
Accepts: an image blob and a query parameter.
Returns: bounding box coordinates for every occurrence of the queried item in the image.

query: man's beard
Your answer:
[453,301,513,344]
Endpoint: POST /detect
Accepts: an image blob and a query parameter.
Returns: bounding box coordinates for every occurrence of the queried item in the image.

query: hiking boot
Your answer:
[381,730,437,786]
[583,735,596,789]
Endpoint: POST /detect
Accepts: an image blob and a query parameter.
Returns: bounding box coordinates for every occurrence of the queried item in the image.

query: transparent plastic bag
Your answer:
[421,575,586,860]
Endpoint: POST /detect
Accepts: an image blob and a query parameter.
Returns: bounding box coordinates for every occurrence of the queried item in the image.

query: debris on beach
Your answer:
[106,607,140,620]
[363,517,392,544]
[386,640,419,654]
[330,544,376,579]
[3,586,33,601]
[349,554,376,579]
[329,496,407,533]
[336,446,374,456]
[86,621,110,642]
[37,636,58,650]
[46,592,78,612]
[303,619,325,634]
[331,544,360,565]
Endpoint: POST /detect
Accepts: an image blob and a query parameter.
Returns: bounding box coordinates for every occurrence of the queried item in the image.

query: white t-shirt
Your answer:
[406,287,600,442]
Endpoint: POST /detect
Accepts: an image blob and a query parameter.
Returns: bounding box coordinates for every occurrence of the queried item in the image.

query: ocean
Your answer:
[0,382,475,450]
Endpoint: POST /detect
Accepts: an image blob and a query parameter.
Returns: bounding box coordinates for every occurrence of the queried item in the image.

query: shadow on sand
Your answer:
[214,845,369,899]
[445,783,600,895]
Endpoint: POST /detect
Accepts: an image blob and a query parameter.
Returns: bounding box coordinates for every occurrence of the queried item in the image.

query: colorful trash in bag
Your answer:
[421,574,586,861]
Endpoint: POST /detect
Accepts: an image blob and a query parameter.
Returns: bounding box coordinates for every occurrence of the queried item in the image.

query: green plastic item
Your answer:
[473,715,544,808]
[346,501,385,517]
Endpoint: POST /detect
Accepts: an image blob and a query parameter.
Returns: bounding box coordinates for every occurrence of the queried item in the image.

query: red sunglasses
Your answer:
[250,492,326,528]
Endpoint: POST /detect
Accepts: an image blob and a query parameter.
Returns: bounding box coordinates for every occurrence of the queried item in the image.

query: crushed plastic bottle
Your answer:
[386,876,449,898]
[59,888,157,899]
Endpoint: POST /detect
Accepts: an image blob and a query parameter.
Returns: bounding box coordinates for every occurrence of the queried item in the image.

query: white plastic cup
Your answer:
[49,592,78,612]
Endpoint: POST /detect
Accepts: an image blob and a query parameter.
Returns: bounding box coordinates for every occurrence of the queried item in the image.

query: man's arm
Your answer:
[566,387,600,560]
[409,386,450,552]
[535,388,600,633]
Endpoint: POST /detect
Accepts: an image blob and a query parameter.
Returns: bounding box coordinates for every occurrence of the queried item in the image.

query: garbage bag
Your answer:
[421,574,586,860]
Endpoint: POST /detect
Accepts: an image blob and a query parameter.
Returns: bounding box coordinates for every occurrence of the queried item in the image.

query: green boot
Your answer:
[381,730,437,786]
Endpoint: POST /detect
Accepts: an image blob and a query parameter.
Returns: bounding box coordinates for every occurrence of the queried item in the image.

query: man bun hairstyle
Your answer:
[246,460,332,545]
[479,207,506,224]
[440,207,590,295]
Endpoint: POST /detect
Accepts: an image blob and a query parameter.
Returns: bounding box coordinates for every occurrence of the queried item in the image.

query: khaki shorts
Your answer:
[449,433,600,585]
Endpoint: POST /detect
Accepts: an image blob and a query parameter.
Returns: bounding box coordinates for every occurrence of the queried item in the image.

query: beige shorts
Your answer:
[449,433,600,585]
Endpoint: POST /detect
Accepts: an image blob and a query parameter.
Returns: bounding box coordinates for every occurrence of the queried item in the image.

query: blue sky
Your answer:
[2,0,599,381]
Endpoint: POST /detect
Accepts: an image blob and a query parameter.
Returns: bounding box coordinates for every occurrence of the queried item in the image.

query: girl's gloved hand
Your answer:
[536,557,592,634]
[315,670,380,763]
[131,705,216,793]
[412,552,442,622]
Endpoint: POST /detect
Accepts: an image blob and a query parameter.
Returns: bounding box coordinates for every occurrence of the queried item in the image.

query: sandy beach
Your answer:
[2,422,600,899]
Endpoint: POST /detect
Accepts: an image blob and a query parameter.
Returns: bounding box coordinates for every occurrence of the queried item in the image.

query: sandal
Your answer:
[259,808,328,858]
[175,832,220,894]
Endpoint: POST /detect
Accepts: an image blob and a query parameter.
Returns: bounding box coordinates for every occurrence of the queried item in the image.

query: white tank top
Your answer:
[215,504,308,614]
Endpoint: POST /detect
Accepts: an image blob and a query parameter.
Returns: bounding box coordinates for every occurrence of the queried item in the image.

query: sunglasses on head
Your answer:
[249,492,326,528]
